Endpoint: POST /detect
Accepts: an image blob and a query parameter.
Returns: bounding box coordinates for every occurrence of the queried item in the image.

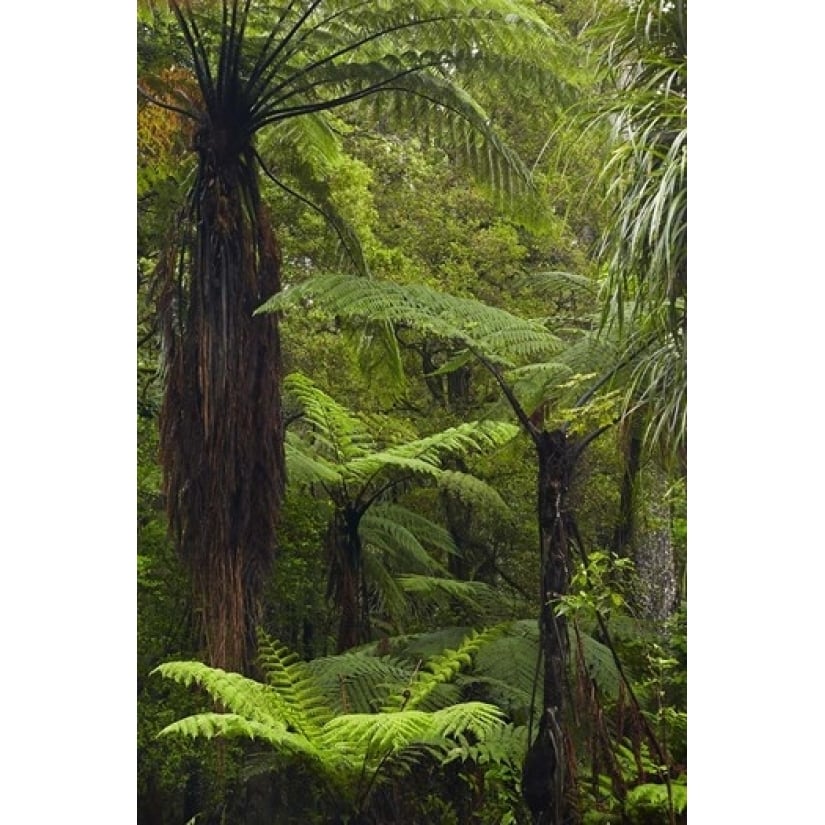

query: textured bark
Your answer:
[329,506,369,653]
[523,429,577,825]
[632,479,678,621]
[159,132,285,674]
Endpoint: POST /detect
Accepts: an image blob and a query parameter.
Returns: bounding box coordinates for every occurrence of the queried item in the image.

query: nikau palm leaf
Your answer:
[140,0,570,671]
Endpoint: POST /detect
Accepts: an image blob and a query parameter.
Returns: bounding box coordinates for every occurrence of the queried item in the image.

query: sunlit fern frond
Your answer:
[152,661,285,729]
[257,631,334,733]
[285,371,374,464]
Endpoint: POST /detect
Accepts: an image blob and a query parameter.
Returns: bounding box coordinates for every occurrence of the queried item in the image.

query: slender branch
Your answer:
[567,520,674,794]
[138,86,198,120]
[573,334,656,409]
[467,345,540,444]
[253,148,362,272]
[357,474,416,514]
[252,65,431,129]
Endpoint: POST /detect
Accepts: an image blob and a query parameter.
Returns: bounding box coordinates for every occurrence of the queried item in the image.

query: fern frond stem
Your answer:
[469,346,539,443]
[137,87,198,120]
[572,334,656,410]
[245,0,323,100]
[527,640,543,749]
[572,422,614,462]
[357,474,416,514]
[251,12,457,118]
[216,0,232,99]
[253,149,361,271]
[492,563,533,601]
[253,64,434,128]
[226,0,252,96]
[170,1,216,112]
[353,654,421,815]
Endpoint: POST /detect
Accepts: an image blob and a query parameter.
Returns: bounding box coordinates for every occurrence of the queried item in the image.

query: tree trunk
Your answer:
[330,506,368,652]
[159,172,285,674]
[523,429,576,825]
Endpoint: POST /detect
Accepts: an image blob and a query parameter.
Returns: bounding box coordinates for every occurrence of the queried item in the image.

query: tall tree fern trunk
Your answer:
[523,429,575,825]
[329,506,368,653]
[159,133,285,674]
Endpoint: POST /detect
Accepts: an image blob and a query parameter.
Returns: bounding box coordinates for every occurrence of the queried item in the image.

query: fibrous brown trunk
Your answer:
[329,506,369,653]
[159,135,285,674]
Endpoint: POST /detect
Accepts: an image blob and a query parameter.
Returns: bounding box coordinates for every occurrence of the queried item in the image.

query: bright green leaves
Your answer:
[154,629,514,813]
[259,273,563,371]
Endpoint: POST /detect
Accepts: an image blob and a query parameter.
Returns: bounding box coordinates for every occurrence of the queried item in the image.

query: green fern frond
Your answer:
[285,430,344,486]
[437,470,513,521]
[396,575,507,618]
[159,712,285,743]
[443,721,529,767]
[322,709,434,755]
[345,420,518,481]
[309,651,412,715]
[257,632,334,733]
[260,112,372,276]
[258,274,562,368]
[285,372,374,464]
[385,626,505,711]
[361,512,449,576]
[429,701,507,740]
[369,503,459,558]
[151,661,283,728]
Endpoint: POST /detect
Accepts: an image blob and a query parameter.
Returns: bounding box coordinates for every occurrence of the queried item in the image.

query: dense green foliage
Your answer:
[138,1,687,822]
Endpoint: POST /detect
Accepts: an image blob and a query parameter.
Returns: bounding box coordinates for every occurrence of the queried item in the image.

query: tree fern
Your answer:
[138,0,577,670]
[153,629,514,818]
[259,273,563,370]
[283,371,518,648]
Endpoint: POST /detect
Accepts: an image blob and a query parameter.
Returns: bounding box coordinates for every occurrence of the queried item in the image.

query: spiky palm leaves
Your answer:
[284,371,518,649]
[592,0,687,464]
[140,0,571,672]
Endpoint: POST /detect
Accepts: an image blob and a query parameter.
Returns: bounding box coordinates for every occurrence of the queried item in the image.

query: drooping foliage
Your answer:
[138,0,575,672]
[591,0,687,464]
[284,370,519,648]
